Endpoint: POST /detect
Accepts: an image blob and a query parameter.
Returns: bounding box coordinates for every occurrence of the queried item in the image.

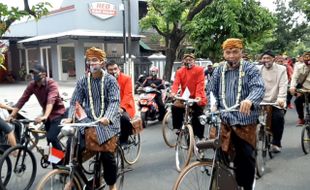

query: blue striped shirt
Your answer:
[68,72,120,144]
[207,61,265,126]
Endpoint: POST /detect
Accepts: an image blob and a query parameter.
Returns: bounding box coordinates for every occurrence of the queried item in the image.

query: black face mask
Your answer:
[33,74,42,82]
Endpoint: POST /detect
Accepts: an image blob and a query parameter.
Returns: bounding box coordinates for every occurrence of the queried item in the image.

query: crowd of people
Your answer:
[0,39,309,190]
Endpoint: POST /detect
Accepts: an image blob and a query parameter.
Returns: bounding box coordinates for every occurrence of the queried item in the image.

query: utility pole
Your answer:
[121,0,126,65]
[127,0,134,91]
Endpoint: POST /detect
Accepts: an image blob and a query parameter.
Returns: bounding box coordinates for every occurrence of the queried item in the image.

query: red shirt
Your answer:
[117,72,136,118]
[172,65,207,106]
[15,79,66,120]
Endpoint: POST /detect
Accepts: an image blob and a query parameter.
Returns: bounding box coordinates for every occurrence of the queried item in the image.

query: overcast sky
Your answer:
[0,0,278,11]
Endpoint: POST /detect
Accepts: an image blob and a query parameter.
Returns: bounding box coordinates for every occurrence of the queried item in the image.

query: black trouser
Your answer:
[120,111,133,144]
[45,116,63,150]
[231,130,256,190]
[271,107,285,147]
[287,92,293,105]
[101,152,117,185]
[171,103,204,139]
[154,93,166,120]
[294,94,310,119]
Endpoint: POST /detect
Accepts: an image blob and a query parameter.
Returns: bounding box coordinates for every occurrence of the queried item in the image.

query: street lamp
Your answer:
[120,0,127,64]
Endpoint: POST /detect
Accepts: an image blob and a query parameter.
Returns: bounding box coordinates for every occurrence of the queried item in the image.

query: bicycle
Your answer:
[0,119,67,190]
[174,96,199,172]
[255,102,278,178]
[296,89,310,154]
[173,105,240,190]
[162,101,177,148]
[36,121,126,190]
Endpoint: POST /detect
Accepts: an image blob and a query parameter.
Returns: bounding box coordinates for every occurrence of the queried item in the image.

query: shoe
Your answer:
[287,104,294,109]
[297,119,305,126]
[271,145,281,153]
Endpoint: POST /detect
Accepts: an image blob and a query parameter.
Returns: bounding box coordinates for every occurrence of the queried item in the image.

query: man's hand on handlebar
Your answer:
[240,99,252,115]
[61,118,73,124]
[35,115,47,124]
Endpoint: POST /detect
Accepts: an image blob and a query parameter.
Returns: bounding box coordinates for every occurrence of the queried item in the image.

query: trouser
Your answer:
[154,94,166,120]
[287,92,293,105]
[294,94,310,119]
[45,116,63,150]
[120,111,133,144]
[231,130,256,190]
[271,107,285,147]
[101,152,117,185]
[171,103,204,139]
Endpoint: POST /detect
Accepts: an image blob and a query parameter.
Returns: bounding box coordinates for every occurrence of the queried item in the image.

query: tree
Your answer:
[188,0,275,62]
[290,0,310,21]
[140,0,213,81]
[263,0,310,54]
[0,0,51,69]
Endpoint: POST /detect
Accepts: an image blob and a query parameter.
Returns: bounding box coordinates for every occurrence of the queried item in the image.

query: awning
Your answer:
[139,40,152,51]
[18,29,145,43]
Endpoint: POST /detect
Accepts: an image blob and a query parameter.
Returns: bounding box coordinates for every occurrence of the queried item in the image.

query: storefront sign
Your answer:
[88,2,116,20]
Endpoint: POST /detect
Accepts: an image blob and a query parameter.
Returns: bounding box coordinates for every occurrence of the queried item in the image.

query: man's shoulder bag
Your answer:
[85,127,118,153]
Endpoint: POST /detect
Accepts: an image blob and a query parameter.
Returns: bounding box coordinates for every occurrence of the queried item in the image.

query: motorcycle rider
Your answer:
[141,66,166,121]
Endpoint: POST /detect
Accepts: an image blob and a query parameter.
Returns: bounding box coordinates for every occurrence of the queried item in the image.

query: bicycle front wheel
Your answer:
[0,145,37,190]
[256,125,267,178]
[173,161,213,190]
[122,133,141,165]
[162,111,177,148]
[301,126,310,154]
[0,146,12,187]
[175,124,194,172]
[36,169,81,190]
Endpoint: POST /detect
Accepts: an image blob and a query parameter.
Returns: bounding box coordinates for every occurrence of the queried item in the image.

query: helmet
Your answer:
[150,66,159,76]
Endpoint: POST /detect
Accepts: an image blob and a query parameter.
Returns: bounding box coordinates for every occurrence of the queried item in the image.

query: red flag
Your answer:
[75,101,87,121]
[48,147,65,164]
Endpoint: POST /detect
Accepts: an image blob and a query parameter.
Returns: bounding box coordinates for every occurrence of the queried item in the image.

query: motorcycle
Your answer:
[135,73,147,94]
[137,86,161,128]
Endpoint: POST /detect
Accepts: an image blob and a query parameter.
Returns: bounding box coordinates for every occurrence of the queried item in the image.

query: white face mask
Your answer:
[90,65,102,73]
[113,71,119,78]
[264,62,273,69]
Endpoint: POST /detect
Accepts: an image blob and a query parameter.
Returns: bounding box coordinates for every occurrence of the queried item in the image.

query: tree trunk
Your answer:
[164,40,179,82]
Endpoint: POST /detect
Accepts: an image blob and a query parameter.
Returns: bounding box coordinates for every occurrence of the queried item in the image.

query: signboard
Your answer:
[88,2,117,20]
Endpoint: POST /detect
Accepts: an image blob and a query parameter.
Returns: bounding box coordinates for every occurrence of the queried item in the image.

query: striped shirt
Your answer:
[207,61,265,126]
[68,71,120,144]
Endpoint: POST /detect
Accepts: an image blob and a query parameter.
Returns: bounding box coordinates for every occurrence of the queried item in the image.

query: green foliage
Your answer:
[0,2,51,36]
[263,0,310,56]
[189,0,275,61]
[290,0,310,21]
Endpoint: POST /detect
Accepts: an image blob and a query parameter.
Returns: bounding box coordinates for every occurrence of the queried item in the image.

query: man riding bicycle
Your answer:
[258,50,288,153]
[171,53,207,141]
[207,38,265,190]
[106,60,135,145]
[64,47,120,190]
[8,64,66,155]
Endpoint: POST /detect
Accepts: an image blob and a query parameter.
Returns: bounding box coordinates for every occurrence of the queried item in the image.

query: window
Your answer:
[60,46,75,77]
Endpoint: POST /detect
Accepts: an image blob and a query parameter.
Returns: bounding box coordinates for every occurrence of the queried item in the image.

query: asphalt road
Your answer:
[1,83,309,190]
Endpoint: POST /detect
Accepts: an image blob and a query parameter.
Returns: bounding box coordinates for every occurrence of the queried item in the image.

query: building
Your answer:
[3,0,154,82]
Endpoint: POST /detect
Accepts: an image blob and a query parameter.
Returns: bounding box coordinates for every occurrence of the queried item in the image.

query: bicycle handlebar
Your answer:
[59,120,100,128]
[174,96,200,104]
[259,102,278,106]
[296,88,310,94]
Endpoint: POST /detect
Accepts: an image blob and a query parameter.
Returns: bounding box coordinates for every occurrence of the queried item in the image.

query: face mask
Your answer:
[113,71,119,78]
[151,71,157,77]
[184,62,193,69]
[227,61,239,68]
[264,62,273,69]
[90,65,102,73]
[33,74,42,82]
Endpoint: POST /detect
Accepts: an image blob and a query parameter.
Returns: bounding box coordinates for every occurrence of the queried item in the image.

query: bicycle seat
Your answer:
[196,138,221,150]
